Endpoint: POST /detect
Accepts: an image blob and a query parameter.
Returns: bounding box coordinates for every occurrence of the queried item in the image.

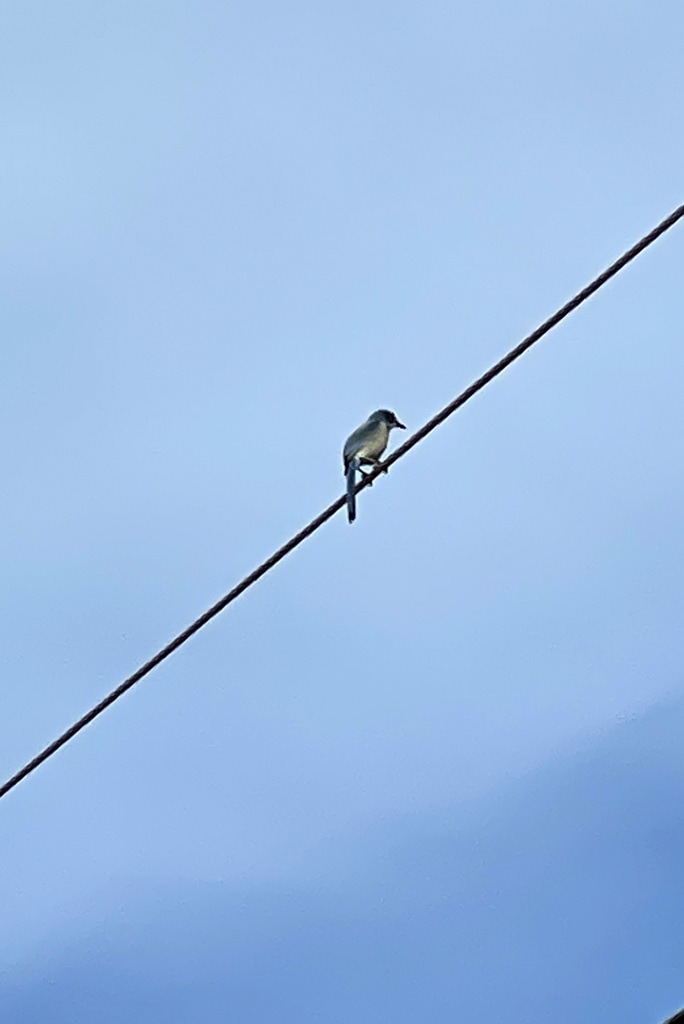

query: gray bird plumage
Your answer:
[342,409,406,523]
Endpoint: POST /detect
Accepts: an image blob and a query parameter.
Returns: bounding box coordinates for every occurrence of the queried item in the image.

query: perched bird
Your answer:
[342,409,406,523]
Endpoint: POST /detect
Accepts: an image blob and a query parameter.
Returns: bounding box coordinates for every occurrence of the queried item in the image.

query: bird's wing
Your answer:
[343,420,372,469]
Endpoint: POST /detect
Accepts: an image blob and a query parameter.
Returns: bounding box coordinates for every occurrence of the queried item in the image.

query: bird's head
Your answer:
[373,409,406,430]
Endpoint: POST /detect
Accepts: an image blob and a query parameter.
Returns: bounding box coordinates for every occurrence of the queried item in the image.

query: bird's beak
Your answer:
[396,419,406,429]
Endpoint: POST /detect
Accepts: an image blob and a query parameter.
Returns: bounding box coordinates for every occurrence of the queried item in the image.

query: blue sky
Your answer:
[3,702,684,1023]
[1,1,683,1021]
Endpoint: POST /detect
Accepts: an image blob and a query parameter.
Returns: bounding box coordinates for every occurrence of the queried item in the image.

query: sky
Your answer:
[1,1,683,1020]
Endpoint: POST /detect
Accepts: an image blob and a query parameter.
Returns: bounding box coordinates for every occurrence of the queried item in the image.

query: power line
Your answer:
[1,201,683,803]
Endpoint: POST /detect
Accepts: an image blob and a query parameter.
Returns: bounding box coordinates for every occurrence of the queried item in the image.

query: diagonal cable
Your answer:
[1,201,683,802]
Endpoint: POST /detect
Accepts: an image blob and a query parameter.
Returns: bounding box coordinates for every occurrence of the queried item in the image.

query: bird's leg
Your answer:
[358,457,389,484]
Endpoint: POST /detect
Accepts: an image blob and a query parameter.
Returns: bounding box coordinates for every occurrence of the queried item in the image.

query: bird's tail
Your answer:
[346,458,358,523]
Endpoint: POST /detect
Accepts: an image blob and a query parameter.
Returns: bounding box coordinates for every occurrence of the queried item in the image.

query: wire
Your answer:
[1,201,683,802]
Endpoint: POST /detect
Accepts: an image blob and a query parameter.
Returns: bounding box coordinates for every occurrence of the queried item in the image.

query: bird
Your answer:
[342,409,406,523]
